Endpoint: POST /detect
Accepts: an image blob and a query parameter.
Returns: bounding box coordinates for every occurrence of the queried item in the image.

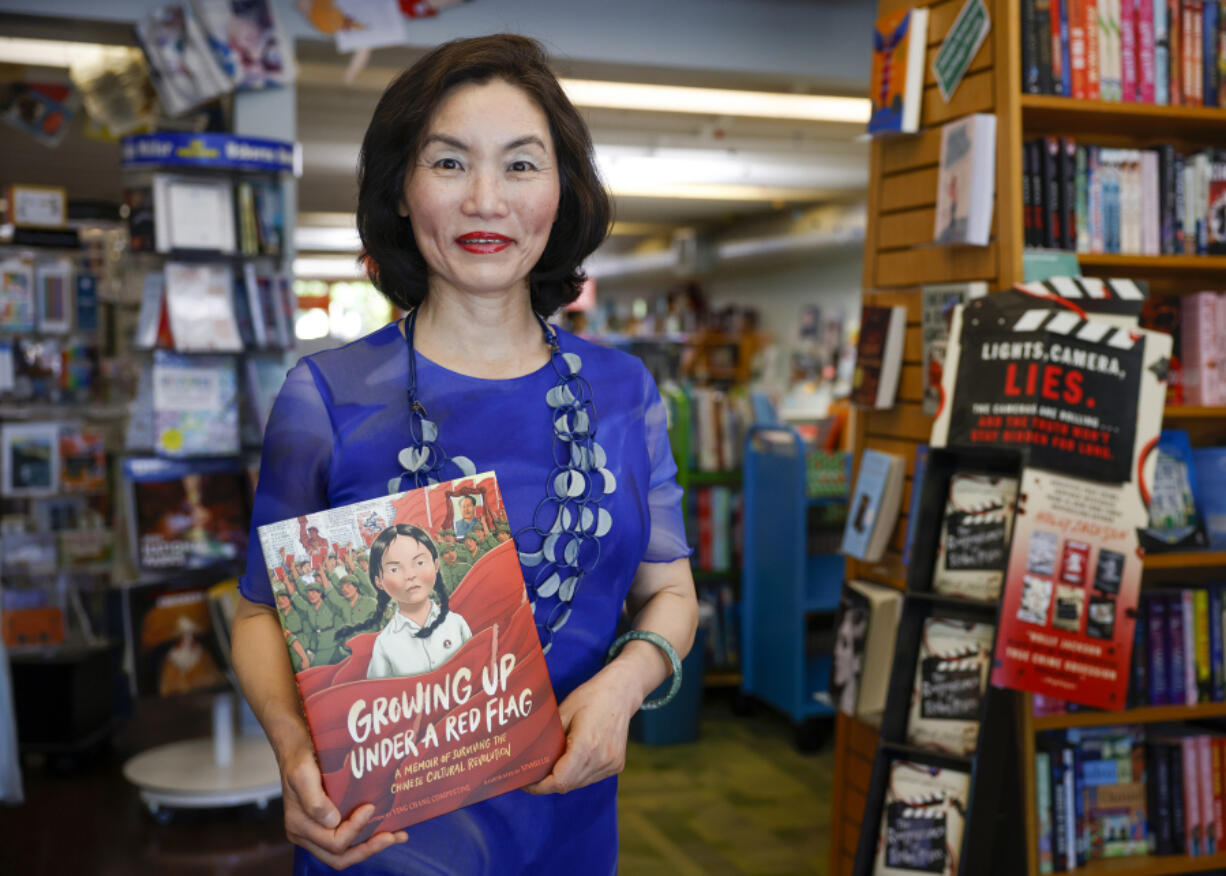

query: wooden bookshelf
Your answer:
[1142,549,1226,570]
[1164,405,1226,419]
[1076,252,1226,278]
[1033,701,1226,731]
[1045,852,1226,875]
[1020,93,1226,139]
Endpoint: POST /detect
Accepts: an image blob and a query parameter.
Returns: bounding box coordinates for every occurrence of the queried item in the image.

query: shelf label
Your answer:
[933,0,991,102]
[121,133,297,174]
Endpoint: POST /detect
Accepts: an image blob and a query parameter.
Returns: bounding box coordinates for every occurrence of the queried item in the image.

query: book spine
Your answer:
[1031,139,1047,247]
[1186,736,1203,855]
[1038,0,1057,93]
[1220,6,1226,105]
[1149,594,1170,704]
[1075,144,1090,251]
[1044,137,1063,247]
[1151,741,1174,854]
[697,487,712,569]
[1176,151,1188,252]
[1026,0,1045,92]
[1123,0,1140,97]
[1088,145,1103,252]
[1197,587,1213,701]
[1088,0,1104,97]
[1156,0,1172,101]
[1052,746,1070,869]
[1139,0,1158,100]
[1132,598,1150,706]
[1170,741,1188,853]
[1071,0,1091,96]
[1037,750,1055,873]
[1170,592,1188,704]
[1053,0,1069,91]
[1186,589,1200,704]
[1194,0,1206,103]
[1213,737,1225,854]
[1201,735,1217,854]
[1212,586,1225,700]
[1103,0,1122,99]
[1060,0,1076,93]
[1061,138,1078,249]
[1172,0,1184,103]
[1072,745,1088,865]
[1207,1,1221,103]
[1024,139,1036,247]
[1182,292,1217,404]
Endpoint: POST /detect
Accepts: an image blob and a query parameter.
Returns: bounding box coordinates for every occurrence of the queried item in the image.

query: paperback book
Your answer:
[921,283,988,416]
[906,617,995,756]
[255,471,565,840]
[874,760,971,875]
[931,472,1021,602]
[841,449,906,563]
[829,580,901,717]
[868,6,930,135]
[0,253,35,332]
[934,113,998,246]
[163,261,244,352]
[851,304,907,410]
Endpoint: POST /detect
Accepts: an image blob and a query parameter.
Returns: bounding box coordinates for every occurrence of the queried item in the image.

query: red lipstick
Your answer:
[456,232,513,254]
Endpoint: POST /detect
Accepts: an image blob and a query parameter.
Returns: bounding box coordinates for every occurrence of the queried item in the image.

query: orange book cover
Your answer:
[868,6,928,134]
[257,470,564,841]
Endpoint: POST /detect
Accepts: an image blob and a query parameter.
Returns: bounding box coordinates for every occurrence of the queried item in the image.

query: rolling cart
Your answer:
[740,425,844,749]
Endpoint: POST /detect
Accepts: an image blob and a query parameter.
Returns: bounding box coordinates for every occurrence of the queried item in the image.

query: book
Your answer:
[123,455,250,571]
[254,470,565,840]
[1191,446,1226,548]
[1,421,59,496]
[163,261,244,353]
[873,760,970,875]
[0,253,36,332]
[840,449,906,563]
[74,274,99,333]
[934,113,998,246]
[135,4,231,116]
[34,257,72,334]
[1209,150,1226,253]
[1141,429,1210,551]
[58,425,107,493]
[931,472,1020,602]
[868,6,930,135]
[124,186,156,252]
[901,444,929,566]
[829,580,901,717]
[123,581,228,698]
[152,350,240,457]
[1181,292,1224,405]
[905,617,995,755]
[1036,749,1055,872]
[851,304,906,409]
[152,174,237,254]
[922,284,989,416]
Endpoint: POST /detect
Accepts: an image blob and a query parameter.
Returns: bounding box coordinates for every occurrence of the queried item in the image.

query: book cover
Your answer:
[905,617,995,755]
[830,580,901,717]
[931,472,1020,602]
[0,253,36,332]
[123,581,228,697]
[851,304,906,409]
[153,174,237,254]
[922,283,988,416]
[34,257,72,334]
[255,471,565,840]
[251,178,284,256]
[873,760,970,875]
[1069,725,1148,857]
[163,261,244,353]
[123,455,250,571]
[868,6,930,135]
[75,274,99,333]
[123,186,156,252]
[840,448,905,562]
[1,421,59,496]
[152,350,239,457]
[934,114,998,246]
[1142,429,1210,551]
[58,425,107,493]
[1191,446,1226,548]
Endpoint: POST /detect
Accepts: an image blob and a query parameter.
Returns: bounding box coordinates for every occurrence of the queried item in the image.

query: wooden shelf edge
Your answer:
[1164,405,1226,419]
[1020,94,1226,139]
[1142,550,1226,570]
[1033,700,1226,731]
[1050,851,1226,875]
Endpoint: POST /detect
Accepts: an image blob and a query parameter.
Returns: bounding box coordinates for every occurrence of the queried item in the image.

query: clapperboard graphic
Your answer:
[937,280,1153,484]
[939,474,1016,572]
[919,646,987,722]
[906,619,995,756]
[877,761,970,876]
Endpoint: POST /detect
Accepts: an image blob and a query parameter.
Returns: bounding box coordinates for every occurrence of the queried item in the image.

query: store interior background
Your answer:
[0,1,880,873]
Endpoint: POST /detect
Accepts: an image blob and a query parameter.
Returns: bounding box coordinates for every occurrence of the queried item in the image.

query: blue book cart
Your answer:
[740,426,843,747]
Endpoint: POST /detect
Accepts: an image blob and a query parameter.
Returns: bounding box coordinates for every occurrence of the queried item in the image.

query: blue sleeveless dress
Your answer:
[239,320,690,876]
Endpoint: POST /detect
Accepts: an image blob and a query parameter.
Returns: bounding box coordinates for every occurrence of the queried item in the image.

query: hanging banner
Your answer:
[121,132,298,174]
[931,287,1171,710]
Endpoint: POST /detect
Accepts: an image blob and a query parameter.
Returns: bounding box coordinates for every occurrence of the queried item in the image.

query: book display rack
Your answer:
[830,1,1226,875]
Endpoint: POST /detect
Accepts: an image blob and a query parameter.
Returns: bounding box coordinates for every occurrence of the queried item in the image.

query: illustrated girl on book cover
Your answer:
[364,523,472,679]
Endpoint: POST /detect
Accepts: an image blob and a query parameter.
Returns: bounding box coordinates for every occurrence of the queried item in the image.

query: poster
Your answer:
[932,287,1171,709]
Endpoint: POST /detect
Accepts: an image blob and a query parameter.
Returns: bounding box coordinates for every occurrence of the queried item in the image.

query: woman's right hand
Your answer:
[279,741,408,868]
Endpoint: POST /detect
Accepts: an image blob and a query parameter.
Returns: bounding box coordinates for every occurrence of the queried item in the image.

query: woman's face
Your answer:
[376,535,438,612]
[400,78,561,301]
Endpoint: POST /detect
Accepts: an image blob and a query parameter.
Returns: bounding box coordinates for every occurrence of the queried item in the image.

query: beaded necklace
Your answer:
[390,308,615,654]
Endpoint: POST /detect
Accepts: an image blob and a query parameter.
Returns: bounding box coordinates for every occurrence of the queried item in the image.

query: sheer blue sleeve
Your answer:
[238,359,335,606]
[641,366,693,563]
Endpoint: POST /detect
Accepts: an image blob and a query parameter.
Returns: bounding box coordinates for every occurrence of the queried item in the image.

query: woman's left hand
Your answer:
[522,660,640,795]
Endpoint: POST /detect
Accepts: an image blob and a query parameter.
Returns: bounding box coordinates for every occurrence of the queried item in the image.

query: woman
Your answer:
[230,34,697,875]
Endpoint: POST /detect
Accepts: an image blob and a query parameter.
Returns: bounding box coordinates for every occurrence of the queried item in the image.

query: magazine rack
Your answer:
[852,446,1027,876]
[740,425,843,745]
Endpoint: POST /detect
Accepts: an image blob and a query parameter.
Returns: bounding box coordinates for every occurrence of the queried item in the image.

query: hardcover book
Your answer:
[851,304,906,409]
[934,113,998,246]
[868,6,930,135]
[829,580,901,717]
[905,617,995,755]
[931,471,1020,602]
[921,283,988,416]
[840,448,906,562]
[873,760,971,875]
[255,471,565,840]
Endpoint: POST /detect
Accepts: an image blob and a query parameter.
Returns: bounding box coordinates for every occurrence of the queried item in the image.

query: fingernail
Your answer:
[323,811,341,828]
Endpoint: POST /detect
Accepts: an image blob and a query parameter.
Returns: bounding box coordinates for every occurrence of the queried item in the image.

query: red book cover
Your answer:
[256,471,565,841]
[1087,0,1102,98]
[1139,0,1157,102]
[1200,734,1216,852]
[851,304,906,409]
[1070,0,1090,97]
[1122,0,1139,99]
[1212,736,1225,852]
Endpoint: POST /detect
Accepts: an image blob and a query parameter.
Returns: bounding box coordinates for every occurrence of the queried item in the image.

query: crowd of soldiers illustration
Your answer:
[270,508,513,672]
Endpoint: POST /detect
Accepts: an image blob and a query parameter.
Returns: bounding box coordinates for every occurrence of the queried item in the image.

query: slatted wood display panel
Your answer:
[828,1,1025,873]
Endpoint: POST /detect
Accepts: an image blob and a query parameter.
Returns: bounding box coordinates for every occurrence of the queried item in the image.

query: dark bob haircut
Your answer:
[357,34,612,317]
